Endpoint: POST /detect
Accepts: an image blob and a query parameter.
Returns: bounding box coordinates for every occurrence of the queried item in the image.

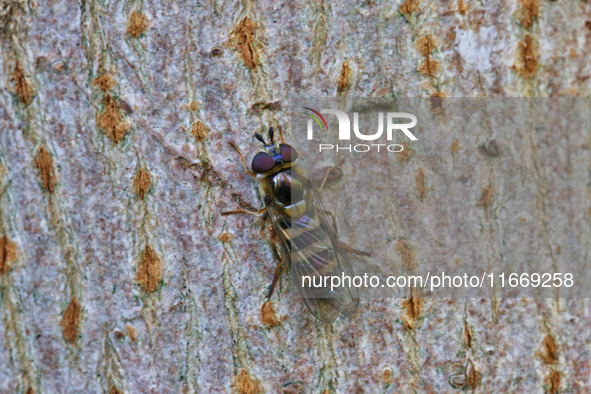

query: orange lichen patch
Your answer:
[234,16,258,69]
[449,360,479,389]
[96,94,131,144]
[251,101,282,113]
[416,35,438,77]
[337,60,351,93]
[403,297,422,320]
[217,232,234,242]
[133,168,152,200]
[136,245,162,292]
[190,121,209,142]
[517,34,538,78]
[586,21,591,31]
[416,168,426,199]
[189,101,199,111]
[60,297,81,343]
[0,235,17,275]
[417,36,436,57]
[537,334,558,364]
[35,146,56,193]
[235,369,261,394]
[382,368,393,383]
[519,0,539,30]
[463,322,473,348]
[399,0,418,15]
[466,360,480,389]
[396,239,416,270]
[0,164,5,191]
[402,297,422,329]
[92,73,115,92]
[26,388,34,394]
[262,101,281,111]
[450,140,459,157]
[397,142,414,162]
[569,48,577,58]
[125,324,137,342]
[127,9,149,38]
[479,184,494,209]
[458,0,467,16]
[545,369,561,394]
[261,301,280,327]
[12,62,35,106]
[418,57,439,77]
[109,386,122,394]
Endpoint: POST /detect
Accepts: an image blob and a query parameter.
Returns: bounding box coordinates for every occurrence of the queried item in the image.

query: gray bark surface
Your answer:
[1,0,590,393]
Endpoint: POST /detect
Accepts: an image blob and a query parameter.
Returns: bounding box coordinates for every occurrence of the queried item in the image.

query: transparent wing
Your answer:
[267,177,359,323]
[305,180,360,317]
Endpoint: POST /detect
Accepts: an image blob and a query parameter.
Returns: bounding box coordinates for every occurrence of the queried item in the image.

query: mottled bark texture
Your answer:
[1,0,590,393]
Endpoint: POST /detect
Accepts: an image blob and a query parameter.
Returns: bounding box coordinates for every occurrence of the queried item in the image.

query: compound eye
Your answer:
[251,152,276,174]
[280,144,298,162]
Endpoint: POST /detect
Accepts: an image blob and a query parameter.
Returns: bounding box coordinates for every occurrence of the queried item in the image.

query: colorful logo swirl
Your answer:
[303,107,329,133]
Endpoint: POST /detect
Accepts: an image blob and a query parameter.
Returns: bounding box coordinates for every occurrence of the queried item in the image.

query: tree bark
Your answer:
[1,0,590,393]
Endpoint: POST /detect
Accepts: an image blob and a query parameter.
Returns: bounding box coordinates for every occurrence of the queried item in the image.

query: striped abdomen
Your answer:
[279,206,339,294]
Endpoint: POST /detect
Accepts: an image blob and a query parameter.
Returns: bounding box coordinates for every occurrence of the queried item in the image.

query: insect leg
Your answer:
[321,209,372,257]
[228,141,256,177]
[320,209,340,236]
[266,241,283,299]
[338,241,372,257]
[277,125,285,143]
[221,207,267,216]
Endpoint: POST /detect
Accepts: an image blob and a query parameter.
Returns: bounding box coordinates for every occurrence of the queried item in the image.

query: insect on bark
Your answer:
[222,127,370,323]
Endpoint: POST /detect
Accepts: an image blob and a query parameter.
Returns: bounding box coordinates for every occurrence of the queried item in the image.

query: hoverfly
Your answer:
[222,127,369,323]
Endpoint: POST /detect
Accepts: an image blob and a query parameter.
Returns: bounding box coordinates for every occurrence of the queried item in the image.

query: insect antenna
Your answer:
[268,127,274,142]
[254,133,266,145]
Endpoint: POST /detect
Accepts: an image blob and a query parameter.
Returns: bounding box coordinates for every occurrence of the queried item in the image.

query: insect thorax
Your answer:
[264,168,308,219]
